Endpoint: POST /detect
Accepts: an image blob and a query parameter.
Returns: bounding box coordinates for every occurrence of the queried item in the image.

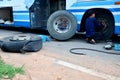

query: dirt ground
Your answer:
[0,43,106,80]
[1,41,120,80]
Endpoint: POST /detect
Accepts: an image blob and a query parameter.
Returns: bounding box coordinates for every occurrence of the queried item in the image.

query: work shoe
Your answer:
[104,40,113,50]
[0,19,5,24]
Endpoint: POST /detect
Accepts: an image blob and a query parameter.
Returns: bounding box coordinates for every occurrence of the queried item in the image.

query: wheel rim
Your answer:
[97,18,109,32]
[53,16,71,33]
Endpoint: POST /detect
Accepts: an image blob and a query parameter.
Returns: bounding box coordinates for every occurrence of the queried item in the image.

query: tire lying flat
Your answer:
[0,35,42,53]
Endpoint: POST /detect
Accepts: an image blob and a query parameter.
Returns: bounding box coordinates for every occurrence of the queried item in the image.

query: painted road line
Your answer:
[55,60,120,80]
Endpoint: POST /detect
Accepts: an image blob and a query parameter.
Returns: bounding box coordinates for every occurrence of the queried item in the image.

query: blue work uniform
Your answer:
[85,17,101,38]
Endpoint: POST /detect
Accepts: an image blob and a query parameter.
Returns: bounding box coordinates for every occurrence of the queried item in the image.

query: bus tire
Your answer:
[47,10,77,40]
[1,35,42,53]
[96,12,114,40]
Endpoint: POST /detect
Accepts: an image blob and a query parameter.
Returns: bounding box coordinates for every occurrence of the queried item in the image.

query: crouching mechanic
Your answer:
[85,10,104,44]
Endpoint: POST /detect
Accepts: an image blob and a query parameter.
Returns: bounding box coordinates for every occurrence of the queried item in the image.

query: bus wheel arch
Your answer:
[80,8,115,40]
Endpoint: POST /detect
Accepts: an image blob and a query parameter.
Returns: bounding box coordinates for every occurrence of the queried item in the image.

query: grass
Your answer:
[0,59,25,79]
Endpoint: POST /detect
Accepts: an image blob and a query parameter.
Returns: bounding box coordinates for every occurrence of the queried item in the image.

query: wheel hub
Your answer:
[53,16,71,33]
[97,18,108,31]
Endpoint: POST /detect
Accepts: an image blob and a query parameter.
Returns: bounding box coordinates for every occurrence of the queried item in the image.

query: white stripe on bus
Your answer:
[13,13,29,15]
[72,12,120,15]
[77,21,120,26]
[115,23,120,26]
[67,5,120,9]
[14,19,30,22]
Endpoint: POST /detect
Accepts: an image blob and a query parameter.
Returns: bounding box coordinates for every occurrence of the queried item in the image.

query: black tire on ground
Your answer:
[1,35,42,53]
[47,10,77,40]
[96,12,114,40]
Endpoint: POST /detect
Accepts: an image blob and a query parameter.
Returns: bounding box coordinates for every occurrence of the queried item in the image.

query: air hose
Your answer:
[69,48,120,55]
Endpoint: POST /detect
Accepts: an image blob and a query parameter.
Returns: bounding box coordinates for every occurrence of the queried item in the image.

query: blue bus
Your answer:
[0,0,120,40]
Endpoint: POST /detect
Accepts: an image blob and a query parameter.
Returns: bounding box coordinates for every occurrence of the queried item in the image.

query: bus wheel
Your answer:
[47,10,77,40]
[96,13,114,40]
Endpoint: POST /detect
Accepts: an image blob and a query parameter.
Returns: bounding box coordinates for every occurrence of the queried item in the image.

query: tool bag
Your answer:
[0,35,42,53]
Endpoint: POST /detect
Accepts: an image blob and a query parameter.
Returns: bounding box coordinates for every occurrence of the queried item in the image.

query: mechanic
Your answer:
[85,10,104,44]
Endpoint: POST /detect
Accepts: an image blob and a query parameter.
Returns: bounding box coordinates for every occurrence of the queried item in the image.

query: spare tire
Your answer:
[0,35,42,53]
[47,10,77,40]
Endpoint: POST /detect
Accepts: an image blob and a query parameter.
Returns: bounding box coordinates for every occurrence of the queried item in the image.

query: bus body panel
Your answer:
[13,11,30,28]
[66,0,120,34]
[0,0,120,35]
[0,0,34,28]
